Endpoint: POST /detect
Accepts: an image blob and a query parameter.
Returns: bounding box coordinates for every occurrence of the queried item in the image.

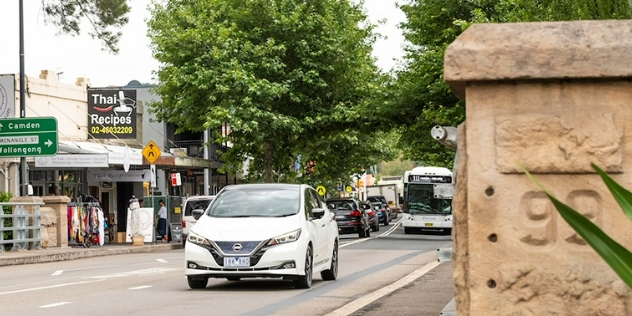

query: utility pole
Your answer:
[19,0,28,196]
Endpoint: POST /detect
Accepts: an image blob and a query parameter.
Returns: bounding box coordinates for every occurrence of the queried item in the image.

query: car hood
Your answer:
[191,215,301,241]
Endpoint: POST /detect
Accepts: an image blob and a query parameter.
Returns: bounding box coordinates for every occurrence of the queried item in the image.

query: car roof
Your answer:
[185,195,215,201]
[222,183,307,191]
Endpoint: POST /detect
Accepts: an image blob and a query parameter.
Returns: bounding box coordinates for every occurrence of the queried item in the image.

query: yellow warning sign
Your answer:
[346,186,353,193]
[142,140,162,164]
[316,185,326,196]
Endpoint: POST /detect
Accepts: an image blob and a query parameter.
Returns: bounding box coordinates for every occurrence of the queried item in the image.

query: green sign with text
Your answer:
[0,117,58,157]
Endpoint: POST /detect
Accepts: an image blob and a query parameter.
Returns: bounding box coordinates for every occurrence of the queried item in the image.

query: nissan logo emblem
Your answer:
[232,243,243,252]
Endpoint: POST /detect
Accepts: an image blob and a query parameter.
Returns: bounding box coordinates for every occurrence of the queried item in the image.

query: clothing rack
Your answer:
[68,195,105,248]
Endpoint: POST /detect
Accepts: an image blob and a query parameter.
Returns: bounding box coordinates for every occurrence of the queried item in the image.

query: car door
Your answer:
[305,188,326,263]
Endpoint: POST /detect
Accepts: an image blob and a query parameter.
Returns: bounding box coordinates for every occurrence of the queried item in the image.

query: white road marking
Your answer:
[0,279,104,296]
[128,285,152,290]
[324,259,441,316]
[87,267,180,279]
[40,302,71,308]
[51,270,63,276]
[340,218,403,248]
[156,259,167,263]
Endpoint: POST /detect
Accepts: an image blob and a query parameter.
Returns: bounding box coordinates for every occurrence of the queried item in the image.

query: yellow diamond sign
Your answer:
[142,140,162,164]
[316,185,326,196]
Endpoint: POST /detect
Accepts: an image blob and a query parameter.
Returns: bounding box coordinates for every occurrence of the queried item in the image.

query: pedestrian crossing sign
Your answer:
[142,140,162,164]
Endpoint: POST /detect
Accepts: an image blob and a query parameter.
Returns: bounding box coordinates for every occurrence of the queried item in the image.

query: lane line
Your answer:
[156,259,167,263]
[40,302,71,308]
[324,259,441,316]
[51,270,63,276]
[340,218,403,248]
[0,279,104,296]
[128,285,152,290]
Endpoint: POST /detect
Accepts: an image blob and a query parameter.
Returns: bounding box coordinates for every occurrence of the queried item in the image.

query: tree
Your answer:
[385,0,632,168]
[147,0,387,183]
[41,0,130,53]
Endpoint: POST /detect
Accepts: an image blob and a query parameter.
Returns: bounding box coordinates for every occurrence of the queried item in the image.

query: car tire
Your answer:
[226,277,241,281]
[358,227,367,238]
[294,246,313,289]
[384,216,389,226]
[366,225,371,237]
[321,241,338,281]
[187,276,208,289]
[404,227,412,234]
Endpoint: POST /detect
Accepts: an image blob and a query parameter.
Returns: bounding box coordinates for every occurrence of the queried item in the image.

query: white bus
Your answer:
[402,166,454,234]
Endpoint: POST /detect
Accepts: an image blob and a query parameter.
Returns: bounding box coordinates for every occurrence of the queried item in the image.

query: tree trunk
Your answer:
[263,142,274,183]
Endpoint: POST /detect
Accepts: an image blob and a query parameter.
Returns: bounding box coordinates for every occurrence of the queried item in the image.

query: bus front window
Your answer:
[408,185,452,215]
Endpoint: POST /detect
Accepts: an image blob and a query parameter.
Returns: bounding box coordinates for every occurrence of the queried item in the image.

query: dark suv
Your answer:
[326,198,371,238]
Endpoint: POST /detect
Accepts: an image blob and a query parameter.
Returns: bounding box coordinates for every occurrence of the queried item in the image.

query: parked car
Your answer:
[182,195,215,246]
[361,201,379,232]
[185,183,339,289]
[326,197,371,238]
[372,201,390,226]
[368,195,397,220]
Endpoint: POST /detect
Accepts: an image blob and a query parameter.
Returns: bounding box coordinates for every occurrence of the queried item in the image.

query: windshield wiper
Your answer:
[275,213,296,217]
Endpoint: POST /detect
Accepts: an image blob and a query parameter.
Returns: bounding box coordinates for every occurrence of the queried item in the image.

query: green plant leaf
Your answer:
[521,164,632,290]
[591,163,632,222]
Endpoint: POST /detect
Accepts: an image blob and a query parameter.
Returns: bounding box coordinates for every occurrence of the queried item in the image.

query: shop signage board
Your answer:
[87,89,137,139]
[35,154,108,167]
[0,117,58,157]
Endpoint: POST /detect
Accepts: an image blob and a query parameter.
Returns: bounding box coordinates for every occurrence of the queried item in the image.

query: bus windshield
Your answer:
[407,184,452,215]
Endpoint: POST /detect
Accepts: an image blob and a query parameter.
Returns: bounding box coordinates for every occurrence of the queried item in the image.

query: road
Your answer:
[0,218,453,316]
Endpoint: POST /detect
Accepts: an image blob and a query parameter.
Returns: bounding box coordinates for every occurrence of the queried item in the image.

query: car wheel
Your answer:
[187,276,208,289]
[384,217,389,226]
[358,226,367,238]
[226,277,241,281]
[294,246,313,289]
[321,241,338,281]
[366,225,371,237]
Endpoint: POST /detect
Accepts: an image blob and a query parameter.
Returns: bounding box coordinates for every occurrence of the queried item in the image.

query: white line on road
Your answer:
[324,259,441,316]
[156,259,167,263]
[0,279,104,296]
[340,218,402,248]
[87,267,180,279]
[51,270,63,276]
[40,302,71,308]
[128,285,152,290]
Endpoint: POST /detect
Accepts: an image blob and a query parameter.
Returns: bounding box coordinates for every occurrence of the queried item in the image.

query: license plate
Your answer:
[224,257,250,267]
[425,223,434,227]
[336,215,346,219]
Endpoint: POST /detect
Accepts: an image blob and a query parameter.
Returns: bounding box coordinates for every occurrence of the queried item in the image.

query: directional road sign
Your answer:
[142,140,162,164]
[0,117,58,157]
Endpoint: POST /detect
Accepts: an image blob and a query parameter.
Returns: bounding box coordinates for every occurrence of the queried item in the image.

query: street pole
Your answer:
[19,0,28,196]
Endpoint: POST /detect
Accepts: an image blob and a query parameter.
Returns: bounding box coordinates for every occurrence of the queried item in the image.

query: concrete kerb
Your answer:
[0,243,182,267]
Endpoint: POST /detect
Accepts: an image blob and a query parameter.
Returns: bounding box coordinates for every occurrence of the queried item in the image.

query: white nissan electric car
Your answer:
[184,183,339,289]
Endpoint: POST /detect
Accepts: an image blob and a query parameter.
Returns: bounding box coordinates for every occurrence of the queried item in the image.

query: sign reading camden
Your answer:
[88,89,137,139]
[0,117,58,157]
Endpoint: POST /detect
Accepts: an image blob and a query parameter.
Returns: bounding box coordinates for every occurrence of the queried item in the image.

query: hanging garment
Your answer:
[98,207,105,246]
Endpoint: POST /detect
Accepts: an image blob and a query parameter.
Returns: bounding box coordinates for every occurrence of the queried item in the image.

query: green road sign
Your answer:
[0,117,58,157]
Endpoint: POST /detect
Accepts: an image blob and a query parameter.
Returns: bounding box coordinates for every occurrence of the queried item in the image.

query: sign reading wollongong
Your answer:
[87,89,137,139]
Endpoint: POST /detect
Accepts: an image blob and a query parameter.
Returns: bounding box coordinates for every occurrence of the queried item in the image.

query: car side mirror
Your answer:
[312,208,325,219]
[192,209,205,220]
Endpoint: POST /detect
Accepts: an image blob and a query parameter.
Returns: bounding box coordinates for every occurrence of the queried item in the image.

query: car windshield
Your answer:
[184,198,214,216]
[207,187,300,217]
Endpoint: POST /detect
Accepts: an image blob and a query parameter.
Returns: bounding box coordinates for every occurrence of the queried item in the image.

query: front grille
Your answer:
[215,241,262,255]
[203,240,270,267]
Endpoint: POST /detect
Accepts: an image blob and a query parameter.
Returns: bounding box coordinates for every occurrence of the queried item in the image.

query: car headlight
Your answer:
[187,231,211,246]
[266,229,302,247]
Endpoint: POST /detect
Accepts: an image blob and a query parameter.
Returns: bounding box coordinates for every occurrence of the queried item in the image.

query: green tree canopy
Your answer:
[147,0,390,183]
[385,0,632,168]
[41,0,130,53]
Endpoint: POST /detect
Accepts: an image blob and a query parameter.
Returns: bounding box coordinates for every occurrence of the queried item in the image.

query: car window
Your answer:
[208,187,300,217]
[184,197,214,216]
[327,200,355,210]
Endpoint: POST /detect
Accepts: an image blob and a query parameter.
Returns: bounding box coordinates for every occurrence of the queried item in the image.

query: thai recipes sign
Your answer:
[87,89,137,139]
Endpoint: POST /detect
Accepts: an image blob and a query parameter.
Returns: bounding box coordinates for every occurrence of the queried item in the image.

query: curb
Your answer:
[0,243,183,267]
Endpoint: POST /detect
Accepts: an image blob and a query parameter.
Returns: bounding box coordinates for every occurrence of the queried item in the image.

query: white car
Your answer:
[185,183,339,289]
[181,196,215,246]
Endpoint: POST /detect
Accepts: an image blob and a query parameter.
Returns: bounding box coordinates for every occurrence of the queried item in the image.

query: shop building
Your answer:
[0,70,237,242]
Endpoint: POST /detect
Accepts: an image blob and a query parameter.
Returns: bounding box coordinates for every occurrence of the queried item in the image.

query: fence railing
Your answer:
[0,202,44,253]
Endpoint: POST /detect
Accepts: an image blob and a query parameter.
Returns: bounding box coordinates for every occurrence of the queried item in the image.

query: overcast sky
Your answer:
[0,0,406,88]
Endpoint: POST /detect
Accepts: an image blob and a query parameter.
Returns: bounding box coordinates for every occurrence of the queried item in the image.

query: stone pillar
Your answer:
[444,20,632,315]
[42,195,71,248]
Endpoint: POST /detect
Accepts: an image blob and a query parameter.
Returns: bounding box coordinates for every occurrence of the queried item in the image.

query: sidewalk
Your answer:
[0,242,182,267]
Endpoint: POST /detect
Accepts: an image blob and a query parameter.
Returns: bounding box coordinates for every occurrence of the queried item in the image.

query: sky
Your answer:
[0,0,407,88]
